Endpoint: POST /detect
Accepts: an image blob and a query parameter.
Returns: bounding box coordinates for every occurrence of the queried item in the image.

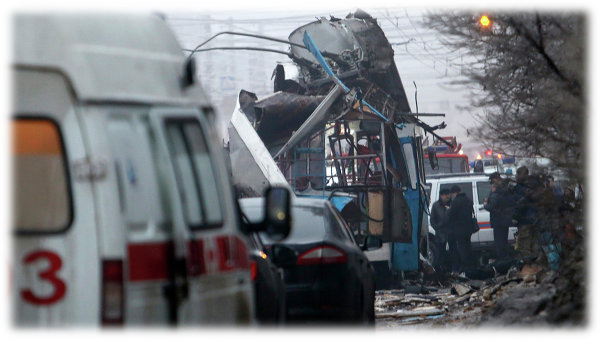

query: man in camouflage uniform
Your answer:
[512,166,540,262]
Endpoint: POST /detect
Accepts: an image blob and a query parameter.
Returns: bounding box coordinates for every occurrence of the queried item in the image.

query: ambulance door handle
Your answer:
[162,258,189,308]
[173,257,189,301]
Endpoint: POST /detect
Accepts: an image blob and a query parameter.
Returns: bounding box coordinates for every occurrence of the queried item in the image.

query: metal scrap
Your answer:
[238,90,326,149]
[227,103,293,197]
[451,283,472,296]
[377,307,444,319]
[376,288,449,321]
[287,11,411,112]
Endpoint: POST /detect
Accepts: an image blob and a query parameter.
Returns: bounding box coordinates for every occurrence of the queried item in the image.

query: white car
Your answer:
[425,173,518,265]
[471,157,505,174]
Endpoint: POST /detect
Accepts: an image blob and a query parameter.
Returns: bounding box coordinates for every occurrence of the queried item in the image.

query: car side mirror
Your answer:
[270,244,297,267]
[360,235,383,251]
[263,186,292,242]
[428,149,439,170]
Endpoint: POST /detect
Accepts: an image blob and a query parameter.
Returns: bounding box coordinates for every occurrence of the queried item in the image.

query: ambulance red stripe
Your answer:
[127,236,250,282]
[127,242,173,282]
[478,221,491,229]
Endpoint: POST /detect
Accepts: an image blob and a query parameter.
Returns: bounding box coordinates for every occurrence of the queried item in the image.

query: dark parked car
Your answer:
[235,186,291,325]
[239,197,381,324]
[246,232,287,324]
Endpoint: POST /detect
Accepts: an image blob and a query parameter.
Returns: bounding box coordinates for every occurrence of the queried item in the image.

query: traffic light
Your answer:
[479,15,491,27]
[485,150,492,156]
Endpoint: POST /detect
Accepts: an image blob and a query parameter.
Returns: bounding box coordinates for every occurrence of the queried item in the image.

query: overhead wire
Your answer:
[382,4,462,71]
[376,9,451,77]
[183,46,292,56]
[184,31,303,59]
[175,4,474,137]
[402,9,467,75]
[177,3,466,93]
[167,10,350,24]
[376,8,467,78]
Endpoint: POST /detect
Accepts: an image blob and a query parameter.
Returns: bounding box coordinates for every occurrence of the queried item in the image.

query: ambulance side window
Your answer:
[12,118,72,233]
[164,119,223,229]
[107,117,166,227]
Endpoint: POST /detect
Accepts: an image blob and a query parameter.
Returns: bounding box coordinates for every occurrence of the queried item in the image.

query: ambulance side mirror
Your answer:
[181,57,196,88]
[263,186,292,242]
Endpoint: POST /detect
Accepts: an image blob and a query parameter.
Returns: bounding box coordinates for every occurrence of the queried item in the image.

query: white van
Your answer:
[472,157,505,174]
[425,174,517,264]
[11,14,290,326]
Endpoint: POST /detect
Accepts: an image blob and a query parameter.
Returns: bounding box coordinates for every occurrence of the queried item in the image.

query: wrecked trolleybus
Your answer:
[230,10,452,288]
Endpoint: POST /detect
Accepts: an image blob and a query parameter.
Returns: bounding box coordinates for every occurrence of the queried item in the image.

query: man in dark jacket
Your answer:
[484,172,515,261]
[430,188,452,272]
[447,185,474,273]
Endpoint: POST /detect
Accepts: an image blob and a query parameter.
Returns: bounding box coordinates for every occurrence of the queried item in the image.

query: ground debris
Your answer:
[404,285,429,295]
[520,264,543,277]
[467,280,485,290]
[377,261,568,328]
[376,285,449,324]
[451,283,472,296]
[376,306,444,319]
[404,293,438,300]
[377,244,585,329]
[375,296,405,308]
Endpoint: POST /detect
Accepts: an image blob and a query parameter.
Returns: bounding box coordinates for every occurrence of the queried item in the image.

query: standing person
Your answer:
[484,172,515,261]
[430,188,452,272]
[547,175,564,204]
[534,174,561,269]
[512,166,540,262]
[447,185,474,275]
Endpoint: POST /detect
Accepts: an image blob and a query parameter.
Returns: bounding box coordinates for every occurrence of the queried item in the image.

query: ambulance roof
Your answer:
[13,14,211,106]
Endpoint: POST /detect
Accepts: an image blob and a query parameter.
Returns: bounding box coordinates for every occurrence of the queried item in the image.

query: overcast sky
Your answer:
[2,2,552,159]
[166,6,490,159]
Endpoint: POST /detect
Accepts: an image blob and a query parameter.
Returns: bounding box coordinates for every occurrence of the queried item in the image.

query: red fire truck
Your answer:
[424,137,470,176]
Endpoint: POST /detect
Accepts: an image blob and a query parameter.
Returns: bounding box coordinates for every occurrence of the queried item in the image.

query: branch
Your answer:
[507,16,581,97]
[536,13,544,51]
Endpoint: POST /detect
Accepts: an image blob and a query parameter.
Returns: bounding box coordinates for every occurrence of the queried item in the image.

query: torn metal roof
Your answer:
[287,10,411,114]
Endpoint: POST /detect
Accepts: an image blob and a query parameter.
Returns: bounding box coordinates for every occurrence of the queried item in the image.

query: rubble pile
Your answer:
[375,289,448,325]
[376,261,580,328]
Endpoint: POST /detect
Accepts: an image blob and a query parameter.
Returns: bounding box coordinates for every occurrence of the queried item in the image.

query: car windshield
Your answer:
[242,204,326,245]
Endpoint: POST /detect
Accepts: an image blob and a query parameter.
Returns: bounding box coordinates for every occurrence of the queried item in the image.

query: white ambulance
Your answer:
[11,14,290,326]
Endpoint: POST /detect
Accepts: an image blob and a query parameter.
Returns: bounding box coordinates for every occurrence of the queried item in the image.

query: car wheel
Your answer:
[354,287,375,338]
[363,298,375,339]
[359,288,375,325]
[275,298,287,336]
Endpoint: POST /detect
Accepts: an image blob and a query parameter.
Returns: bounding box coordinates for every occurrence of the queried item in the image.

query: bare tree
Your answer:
[426,2,598,332]
[427,3,598,186]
